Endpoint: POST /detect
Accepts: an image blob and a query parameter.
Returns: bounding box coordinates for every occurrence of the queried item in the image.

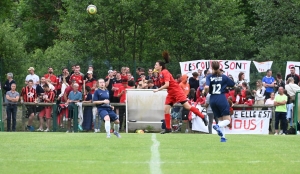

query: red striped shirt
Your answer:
[43,90,55,103]
[21,86,37,102]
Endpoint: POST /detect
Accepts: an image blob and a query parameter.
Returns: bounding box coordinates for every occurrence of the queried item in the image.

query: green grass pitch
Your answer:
[0,133,299,174]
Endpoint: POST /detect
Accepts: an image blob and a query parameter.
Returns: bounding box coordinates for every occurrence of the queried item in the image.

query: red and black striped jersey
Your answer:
[43,90,55,103]
[21,86,37,102]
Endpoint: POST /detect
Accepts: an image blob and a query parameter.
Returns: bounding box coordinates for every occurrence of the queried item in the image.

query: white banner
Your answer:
[192,105,271,134]
[126,89,167,132]
[253,61,273,73]
[179,60,251,82]
[285,61,300,81]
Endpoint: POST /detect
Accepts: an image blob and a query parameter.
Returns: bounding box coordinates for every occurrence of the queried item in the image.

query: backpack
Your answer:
[287,127,296,135]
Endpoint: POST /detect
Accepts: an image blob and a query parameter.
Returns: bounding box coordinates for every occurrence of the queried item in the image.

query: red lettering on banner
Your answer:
[234,120,242,129]
[250,119,256,130]
[242,62,247,70]
[230,62,235,70]
[184,64,189,71]
[219,61,223,69]
[233,119,257,130]
[289,64,294,69]
[200,62,205,70]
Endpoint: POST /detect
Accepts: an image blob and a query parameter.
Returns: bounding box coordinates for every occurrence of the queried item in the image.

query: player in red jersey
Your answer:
[153,51,208,134]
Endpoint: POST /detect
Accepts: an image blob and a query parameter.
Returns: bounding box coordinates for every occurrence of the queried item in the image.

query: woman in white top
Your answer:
[285,77,300,103]
[265,92,275,132]
[236,72,247,88]
[253,80,266,110]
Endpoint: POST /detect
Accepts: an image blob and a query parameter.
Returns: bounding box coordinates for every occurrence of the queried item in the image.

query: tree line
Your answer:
[0,0,300,90]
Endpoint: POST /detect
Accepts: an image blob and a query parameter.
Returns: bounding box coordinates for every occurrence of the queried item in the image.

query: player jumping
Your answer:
[204,61,235,142]
[153,51,208,134]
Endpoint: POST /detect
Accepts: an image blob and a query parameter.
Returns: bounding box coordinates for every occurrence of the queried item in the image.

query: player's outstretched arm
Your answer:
[153,81,169,92]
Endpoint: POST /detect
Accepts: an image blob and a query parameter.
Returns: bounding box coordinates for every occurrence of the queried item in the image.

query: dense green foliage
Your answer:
[0,0,300,90]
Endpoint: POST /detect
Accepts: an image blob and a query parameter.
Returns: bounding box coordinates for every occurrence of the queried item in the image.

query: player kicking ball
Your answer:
[204,61,235,142]
[153,51,208,134]
[93,78,121,138]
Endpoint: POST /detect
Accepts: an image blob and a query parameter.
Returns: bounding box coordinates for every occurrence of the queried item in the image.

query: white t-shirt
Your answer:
[25,74,40,89]
[265,99,274,118]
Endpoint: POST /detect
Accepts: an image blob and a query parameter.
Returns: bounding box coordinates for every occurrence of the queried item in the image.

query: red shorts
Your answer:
[165,88,187,106]
[39,107,52,119]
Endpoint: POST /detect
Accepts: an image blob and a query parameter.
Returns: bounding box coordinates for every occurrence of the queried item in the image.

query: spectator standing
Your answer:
[57,76,70,127]
[37,84,55,132]
[284,90,293,129]
[84,71,97,95]
[118,78,131,131]
[135,67,145,86]
[198,69,205,87]
[5,83,19,132]
[274,73,285,93]
[21,80,38,131]
[175,74,182,84]
[83,66,97,80]
[274,87,287,135]
[147,79,158,89]
[285,77,300,103]
[3,73,16,95]
[82,86,93,131]
[56,68,70,97]
[179,74,190,97]
[69,68,83,92]
[152,70,161,88]
[236,72,247,88]
[137,73,148,89]
[25,67,39,89]
[146,68,154,80]
[265,92,275,132]
[189,72,199,91]
[70,65,76,75]
[199,70,210,91]
[105,70,116,101]
[75,65,85,77]
[253,80,265,110]
[286,67,300,85]
[66,83,82,133]
[262,69,275,99]
[44,67,57,89]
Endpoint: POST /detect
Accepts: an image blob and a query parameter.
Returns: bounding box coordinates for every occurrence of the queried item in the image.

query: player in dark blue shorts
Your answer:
[93,78,121,138]
[205,61,235,142]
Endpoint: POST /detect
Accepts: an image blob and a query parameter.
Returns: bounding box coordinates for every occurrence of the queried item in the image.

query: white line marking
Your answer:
[150,133,162,174]
[0,159,298,164]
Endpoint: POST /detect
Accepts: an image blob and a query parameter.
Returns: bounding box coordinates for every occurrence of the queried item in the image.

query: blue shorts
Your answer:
[98,107,119,122]
[209,94,230,118]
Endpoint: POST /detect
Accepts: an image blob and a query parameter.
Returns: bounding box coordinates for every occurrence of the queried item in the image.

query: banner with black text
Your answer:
[179,60,251,82]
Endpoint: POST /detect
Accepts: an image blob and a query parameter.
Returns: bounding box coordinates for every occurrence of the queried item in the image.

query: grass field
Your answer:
[0,133,300,174]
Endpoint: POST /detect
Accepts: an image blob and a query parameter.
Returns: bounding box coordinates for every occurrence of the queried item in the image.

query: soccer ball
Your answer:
[86,5,97,15]
[136,130,144,134]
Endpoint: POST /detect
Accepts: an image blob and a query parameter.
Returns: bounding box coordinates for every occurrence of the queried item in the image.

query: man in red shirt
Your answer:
[37,84,55,132]
[44,67,57,89]
[84,71,97,94]
[69,68,83,91]
[117,78,130,131]
[20,80,37,131]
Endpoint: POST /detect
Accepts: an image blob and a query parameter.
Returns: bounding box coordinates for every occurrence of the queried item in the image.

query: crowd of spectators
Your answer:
[2,65,300,134]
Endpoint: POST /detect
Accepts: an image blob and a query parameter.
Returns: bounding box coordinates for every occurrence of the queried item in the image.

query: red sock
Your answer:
[190,107,204,119]
[164,114,171,129]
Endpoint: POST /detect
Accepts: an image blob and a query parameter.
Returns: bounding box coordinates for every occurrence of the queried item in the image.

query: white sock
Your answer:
[222,127,226,138]
[114,124,119,133]
[105,121,110,134]
[218,120,230,128]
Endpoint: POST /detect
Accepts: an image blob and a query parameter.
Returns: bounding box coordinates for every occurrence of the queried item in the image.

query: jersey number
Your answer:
[212,84,221,94]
